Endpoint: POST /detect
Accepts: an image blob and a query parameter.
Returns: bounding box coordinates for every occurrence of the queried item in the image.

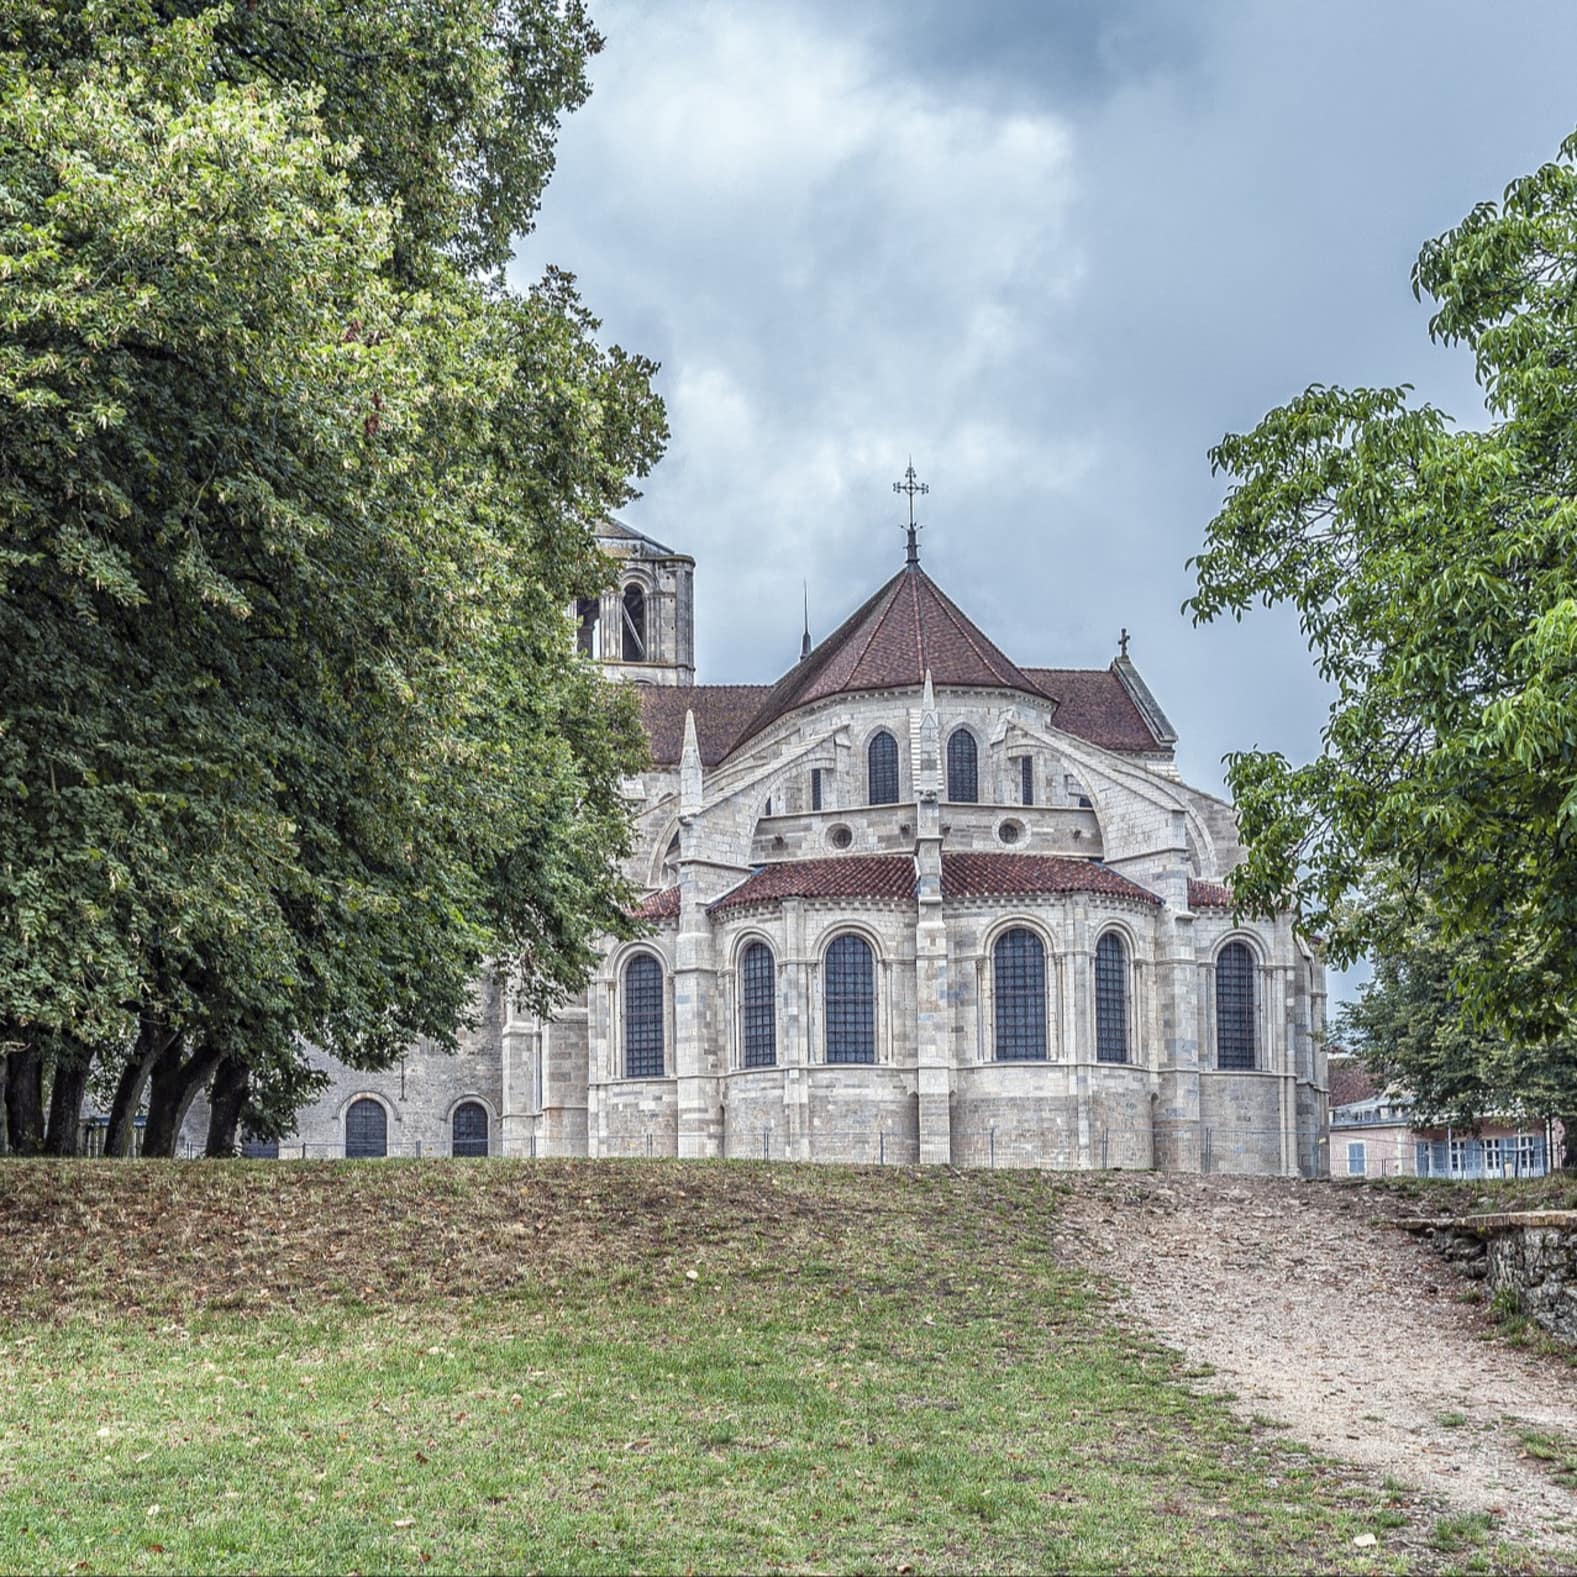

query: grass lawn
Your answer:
[0,1161,1540,1573]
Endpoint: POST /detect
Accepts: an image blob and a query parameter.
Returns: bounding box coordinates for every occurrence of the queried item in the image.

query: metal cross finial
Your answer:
[893,459,929,565]
[1119,627,1130,659]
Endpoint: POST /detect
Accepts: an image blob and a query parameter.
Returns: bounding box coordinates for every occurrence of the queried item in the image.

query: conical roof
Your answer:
[736,564,1042,747]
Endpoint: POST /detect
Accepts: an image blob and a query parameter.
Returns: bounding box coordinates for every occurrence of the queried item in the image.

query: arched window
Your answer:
[825,934,876,1063]
[345,1098,387,1159]
[621,583,647,661]
[452,1101,489,1157]
[1216,941,1257,1070]
[993,927,1046,1061]
[575,595,600,657]
[947,729,978,803]
[624,953,665,1077]
[741,942,776,1068]
[867,731,899,805]
[1095,932,1128,1064]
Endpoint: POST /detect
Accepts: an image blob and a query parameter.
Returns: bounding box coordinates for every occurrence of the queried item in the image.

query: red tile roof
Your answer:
[708,852,1161,913]
[1023,667,1168,754]
[1329,1059,1378,1108]
[1187,878,1235,910]
[709,856,916,913]
[944,853,1161,906]
[735,566,1041,748]
[630,886,681,921]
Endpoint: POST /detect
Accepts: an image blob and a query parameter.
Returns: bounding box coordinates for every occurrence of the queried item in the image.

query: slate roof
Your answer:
[629,885,681,921]
[735,565,1041,748]
[597,516,680,556]
[708,853,1161,913]
[1022,667,1169,754]
[1187,878,1235,911]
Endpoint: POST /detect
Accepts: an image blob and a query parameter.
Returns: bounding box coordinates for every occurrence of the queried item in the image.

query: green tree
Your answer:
[1188,129,1577,1042]
[0,6,664,1154]
[1337,908,1577,1157]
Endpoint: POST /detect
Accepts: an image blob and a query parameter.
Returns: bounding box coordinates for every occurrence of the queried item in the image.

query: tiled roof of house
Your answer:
[1329,1059,1379,1109]
[708,852,1161,913]
[637,685,771,768]
[629,885,681,921]
[1187,878,1235,910]
[735,566,1040,748]
[1022,667,1169,754]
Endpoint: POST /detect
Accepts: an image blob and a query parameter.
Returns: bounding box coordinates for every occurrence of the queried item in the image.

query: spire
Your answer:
[680,708,703,820]
[893,459,928,567]
[800,580,811,661]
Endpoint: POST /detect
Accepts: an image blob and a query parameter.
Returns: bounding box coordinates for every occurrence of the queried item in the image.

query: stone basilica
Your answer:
[278,506,1330,1175]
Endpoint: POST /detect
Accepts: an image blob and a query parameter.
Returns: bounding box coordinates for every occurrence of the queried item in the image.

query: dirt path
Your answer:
[1059,1173,1577,1553]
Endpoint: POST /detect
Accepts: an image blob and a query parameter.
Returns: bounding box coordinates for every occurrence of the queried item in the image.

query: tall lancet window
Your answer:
[994,927,1047,1060]
[825,934,876,1063]
[622,583,647,661]
[1094,932,1129,1063]
[1216,942,1257,1070]
[741,942,777,1068]
[624,953,665,1077]
[946,729,978,803]
[867,731,899,806]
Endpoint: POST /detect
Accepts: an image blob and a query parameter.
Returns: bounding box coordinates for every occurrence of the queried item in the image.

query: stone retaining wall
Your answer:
[1409,1210,1577,1343]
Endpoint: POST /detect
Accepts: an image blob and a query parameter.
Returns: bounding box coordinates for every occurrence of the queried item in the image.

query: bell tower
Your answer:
[575,519,695,686]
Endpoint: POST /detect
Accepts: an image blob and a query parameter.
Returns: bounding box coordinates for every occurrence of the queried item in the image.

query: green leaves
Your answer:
[1189,127,1577,1040]
[1,5,664,1133]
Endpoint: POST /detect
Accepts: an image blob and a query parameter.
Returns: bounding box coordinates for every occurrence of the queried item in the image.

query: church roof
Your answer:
[1187,878,1235,911]
[629,885,681,921]
[1022,667,1172,755]
[707,852,1160,913]
[637,685,771,768]
[735,565,1040,749]
[597,516,682,557]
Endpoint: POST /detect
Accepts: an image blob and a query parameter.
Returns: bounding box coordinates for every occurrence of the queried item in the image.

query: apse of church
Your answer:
[271,483,1329,1175]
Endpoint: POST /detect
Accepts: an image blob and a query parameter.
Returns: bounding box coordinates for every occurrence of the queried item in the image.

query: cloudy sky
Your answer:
[513,0,1577,1005]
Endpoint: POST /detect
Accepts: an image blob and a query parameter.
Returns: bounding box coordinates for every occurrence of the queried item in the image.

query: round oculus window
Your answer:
[828,824,854,850]
[997,819,1024,845]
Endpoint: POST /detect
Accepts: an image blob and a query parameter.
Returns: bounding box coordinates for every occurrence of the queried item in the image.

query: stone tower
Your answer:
[574,519,696,686]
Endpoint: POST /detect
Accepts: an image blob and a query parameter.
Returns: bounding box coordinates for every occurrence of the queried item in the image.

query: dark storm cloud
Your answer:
[512,0,1577,1003]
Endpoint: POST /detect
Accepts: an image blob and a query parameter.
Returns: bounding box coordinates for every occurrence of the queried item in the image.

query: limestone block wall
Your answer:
[950,1064,1080,1168]
[1198,1071,1287,1174]
[806,1066,917,1165]
[283,976,506,1158]
[597,1079,679,1158]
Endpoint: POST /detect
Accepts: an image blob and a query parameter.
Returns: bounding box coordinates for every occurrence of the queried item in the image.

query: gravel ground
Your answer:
[1059,1172,1577,1553]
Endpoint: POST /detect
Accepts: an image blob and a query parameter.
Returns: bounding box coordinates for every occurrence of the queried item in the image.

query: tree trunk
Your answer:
[204,1056,249,1158]
[141,1039,225,1158]
[3,1044,44,1156]
[106,1019,177,1158]
[0,1048,9,1156]
[1560,1116,1577,1171]
[42,1048,91,1156]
